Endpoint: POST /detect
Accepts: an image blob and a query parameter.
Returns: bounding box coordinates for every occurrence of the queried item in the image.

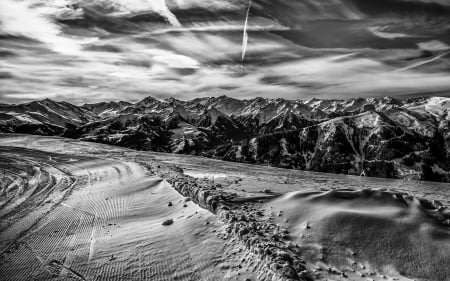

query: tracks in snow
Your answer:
[0,146,242,281]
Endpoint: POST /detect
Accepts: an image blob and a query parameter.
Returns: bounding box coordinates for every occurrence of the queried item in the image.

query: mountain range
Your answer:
[1,96,449,182]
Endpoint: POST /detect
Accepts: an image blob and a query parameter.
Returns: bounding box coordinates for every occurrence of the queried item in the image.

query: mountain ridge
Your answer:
[1,95,449,182]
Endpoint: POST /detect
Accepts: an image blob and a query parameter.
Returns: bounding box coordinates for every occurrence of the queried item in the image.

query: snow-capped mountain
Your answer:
[0,99,97,135]
[83,101,132,118]
[1,95,449,182]
[0,99,96,126]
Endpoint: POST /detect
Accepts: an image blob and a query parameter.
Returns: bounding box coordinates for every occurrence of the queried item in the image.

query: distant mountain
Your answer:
[0,99,97,135]
[83,101,132,118]
[1,95,449,182]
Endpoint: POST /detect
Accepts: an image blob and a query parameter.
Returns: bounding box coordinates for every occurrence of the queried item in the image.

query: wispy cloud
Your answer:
[0,0,83,55]
[395,51,450,72]
[418,40,450,51]
[368,26,414,39]
[1,0,450,104]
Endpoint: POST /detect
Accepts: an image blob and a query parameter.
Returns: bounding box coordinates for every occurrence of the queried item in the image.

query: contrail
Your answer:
[242,0,252,62]
[394,51,450,72]
[150,0,181,27]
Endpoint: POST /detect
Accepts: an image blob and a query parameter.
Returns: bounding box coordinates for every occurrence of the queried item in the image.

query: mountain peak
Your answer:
[136,96,166,107]
[165,97,182,104]
[198,106,229,125]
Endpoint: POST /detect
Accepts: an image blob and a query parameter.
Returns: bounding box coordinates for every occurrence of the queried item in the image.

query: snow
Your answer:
[6,112,42,124]
[357,112,380,128]
[184,171,230,179]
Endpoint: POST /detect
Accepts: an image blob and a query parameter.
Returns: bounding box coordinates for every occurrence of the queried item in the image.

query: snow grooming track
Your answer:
[0,148,80,255]
[1,144,245,281]
[25,206,79,261]
[0,148,143,280]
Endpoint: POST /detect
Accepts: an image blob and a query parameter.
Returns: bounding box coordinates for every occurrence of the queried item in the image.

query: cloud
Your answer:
[0,0,84,55]
[399,0,450,6]
[418,40,450,51]
[395,51,450,72]
[148,24,289,35]
[0,0,183,56]
[368,26,414,39]
[75,0,181,26]
[2,50,450,104]
[267,55,450,98]
[1,0,450,104]
[253,0,363,23]
[152,53,199,69]
[148,0,181,26]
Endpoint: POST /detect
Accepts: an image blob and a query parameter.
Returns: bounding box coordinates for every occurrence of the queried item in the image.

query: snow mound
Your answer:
[267,189,450,281]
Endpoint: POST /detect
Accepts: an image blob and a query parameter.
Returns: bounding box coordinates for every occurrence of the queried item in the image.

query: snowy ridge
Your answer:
[1,95,450,182]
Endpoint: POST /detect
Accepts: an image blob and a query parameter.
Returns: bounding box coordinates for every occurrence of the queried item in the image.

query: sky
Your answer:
[0,0,449,104]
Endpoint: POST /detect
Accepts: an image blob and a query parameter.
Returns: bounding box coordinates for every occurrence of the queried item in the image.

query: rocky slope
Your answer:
[1,96,449,182]
[0,99,97,135]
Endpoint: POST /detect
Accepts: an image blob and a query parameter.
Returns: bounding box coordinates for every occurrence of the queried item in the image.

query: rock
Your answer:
[239,227,250,237]
[162,219,174,226]
[281,265,297,279]
[298,270,311,279]
[271,234,280,242]
[168,202,173,207]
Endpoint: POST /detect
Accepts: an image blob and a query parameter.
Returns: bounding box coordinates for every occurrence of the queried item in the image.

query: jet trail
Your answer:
[394,51,450,72]
[151,0,181,27]
[242,0,252,62]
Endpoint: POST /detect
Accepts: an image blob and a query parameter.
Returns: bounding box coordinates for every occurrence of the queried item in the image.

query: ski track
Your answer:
[0,146,240,281]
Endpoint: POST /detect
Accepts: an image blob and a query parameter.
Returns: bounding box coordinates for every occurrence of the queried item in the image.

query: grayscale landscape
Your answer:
[0,0,449,281]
